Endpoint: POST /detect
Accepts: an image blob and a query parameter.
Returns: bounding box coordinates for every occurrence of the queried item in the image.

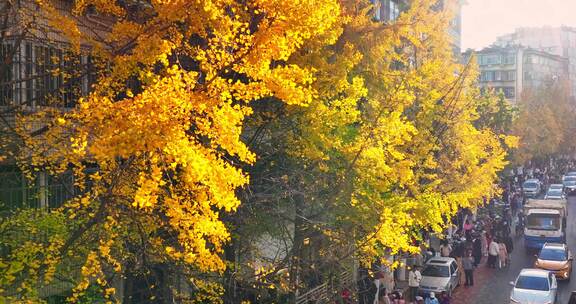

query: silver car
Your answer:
[523,179,542,198]
[509,268,558,304]
[419,257,460,297]
[545,186,565,200]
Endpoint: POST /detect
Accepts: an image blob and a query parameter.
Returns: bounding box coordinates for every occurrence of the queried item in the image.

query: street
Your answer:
[451,196,576,304]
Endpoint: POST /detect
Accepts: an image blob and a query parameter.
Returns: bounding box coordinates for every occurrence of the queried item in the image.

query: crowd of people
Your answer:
[357,158,576,304]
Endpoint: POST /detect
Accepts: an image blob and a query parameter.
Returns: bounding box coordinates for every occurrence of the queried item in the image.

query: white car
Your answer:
[545,186,565,200]
[419,257,460,297]
[549,184,564,190]
[509,269,558,304]
[562,172,576,181]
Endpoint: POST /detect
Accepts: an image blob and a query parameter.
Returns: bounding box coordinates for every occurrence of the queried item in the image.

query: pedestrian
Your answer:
[439,240,452,257]
[481,231,488,257]
[439,291,451,304]
[425,292,439,304]
[504,234,514,254]
[415,296,424,304]
[488,238,499,268]
[463,219,473,239]
[498,239,508,268]
[472,234,482,266]
[462,250,474,286]
[408,266,422,304]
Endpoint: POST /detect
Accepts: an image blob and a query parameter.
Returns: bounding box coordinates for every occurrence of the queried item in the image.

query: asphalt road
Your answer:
[459,196,576,304]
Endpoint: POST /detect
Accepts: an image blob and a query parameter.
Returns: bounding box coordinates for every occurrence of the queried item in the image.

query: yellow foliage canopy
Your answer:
[6,0,341,301]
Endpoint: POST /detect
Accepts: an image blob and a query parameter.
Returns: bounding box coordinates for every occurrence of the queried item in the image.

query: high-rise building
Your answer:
[462,46,569,103]
[494,26,576,98]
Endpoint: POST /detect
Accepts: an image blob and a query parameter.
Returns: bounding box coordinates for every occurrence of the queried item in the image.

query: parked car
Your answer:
[534,243,573,280]
[509,269,558,304]
[419,257,460,297]
[545,186,565,200]
[523,179,542,198]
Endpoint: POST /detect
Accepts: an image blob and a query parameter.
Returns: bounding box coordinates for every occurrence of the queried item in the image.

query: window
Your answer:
[480,54,501,65]
[0,44,14,106]
[503,87,515,98]
[422,265,450,278]
[502,53,515,64]
[389,0,400,21]
[539,248,567,261]
[373,0,382,21]
[450,262,457,275]
[515,276,549,291]
[526,214,560,231]
[0,166,75,211]
[25,43,33,105]
[507,71,516,81]
[481,71,495,82]
[495,71,502,81]
[7,43,91,107]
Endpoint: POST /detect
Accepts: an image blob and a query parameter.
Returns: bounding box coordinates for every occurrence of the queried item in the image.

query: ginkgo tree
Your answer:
[232,0,516,299]
[0,0,517,303]
[2,0,342,302]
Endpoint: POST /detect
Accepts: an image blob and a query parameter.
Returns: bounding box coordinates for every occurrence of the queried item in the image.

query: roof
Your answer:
[549,184,563,188]
[525,179,540,183]
[427,257,455,264]
[526,209,561,215]
[543,243,566,249]
[525,199,566,209]
[519,268,551,278]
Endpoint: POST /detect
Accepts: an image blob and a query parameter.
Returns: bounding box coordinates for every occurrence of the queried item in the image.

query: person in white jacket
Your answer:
[408,266,422,304]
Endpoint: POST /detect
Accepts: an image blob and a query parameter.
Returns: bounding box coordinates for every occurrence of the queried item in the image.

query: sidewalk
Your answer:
[450,257,494,304]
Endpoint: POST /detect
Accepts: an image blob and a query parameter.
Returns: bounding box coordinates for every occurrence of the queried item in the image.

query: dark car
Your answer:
[564,177,576,195]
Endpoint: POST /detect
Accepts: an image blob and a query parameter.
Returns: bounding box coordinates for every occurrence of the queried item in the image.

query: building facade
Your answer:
[494,26,576,98]
[463,46,569,103]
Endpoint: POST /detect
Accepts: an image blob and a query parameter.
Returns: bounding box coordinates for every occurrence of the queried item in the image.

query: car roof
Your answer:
[543,243,566,250]
[525,179,540,183]
[426,257,455,265]
[519,268,551,278]
[550,184,563,188]
[565,172,576,176]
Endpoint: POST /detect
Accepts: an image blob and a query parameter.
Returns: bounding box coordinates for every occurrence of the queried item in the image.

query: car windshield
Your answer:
[515,275,549,291]
[564,176,576,182]
[566,180,576,186]
[526,214,560,231]
[539,248,567,261]
[422,265,449,278]
[547,189,563,196]
[523,182,538,188]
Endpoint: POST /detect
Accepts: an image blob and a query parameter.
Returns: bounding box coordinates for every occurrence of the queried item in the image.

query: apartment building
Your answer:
[0,0,102,210]
[494,26,576,98]
[463,46,569,102]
